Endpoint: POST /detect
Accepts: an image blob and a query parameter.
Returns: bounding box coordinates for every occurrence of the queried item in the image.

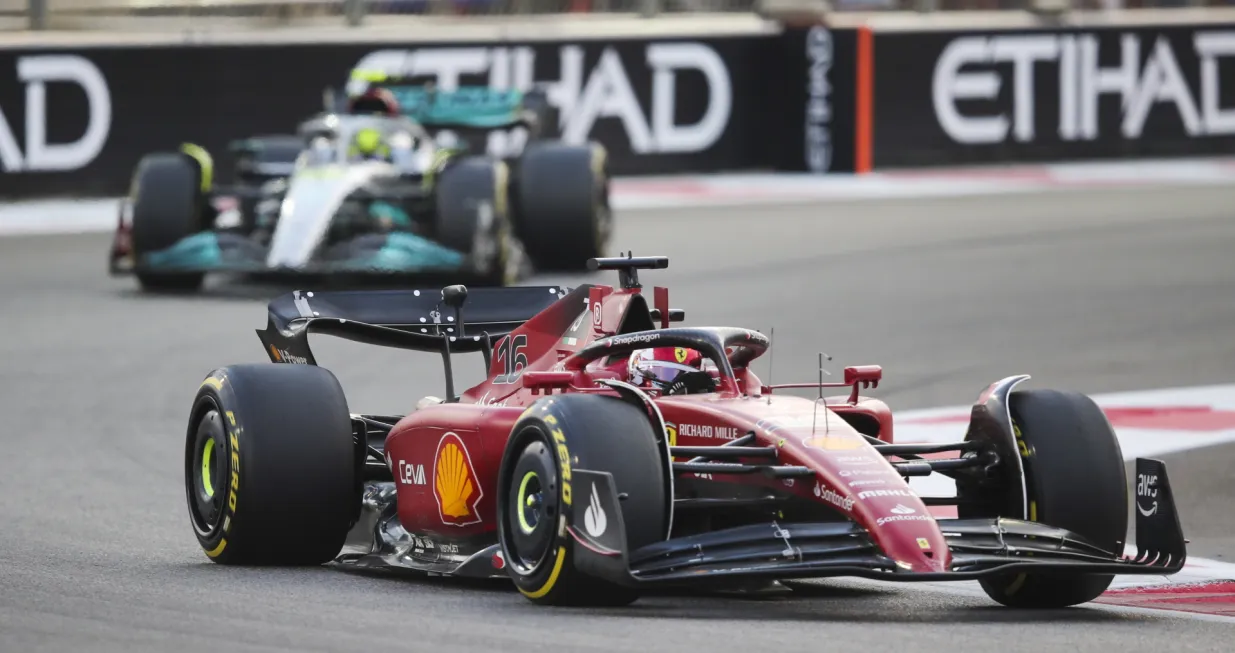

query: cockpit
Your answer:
[296,115,437,177]
[572,288,761,398]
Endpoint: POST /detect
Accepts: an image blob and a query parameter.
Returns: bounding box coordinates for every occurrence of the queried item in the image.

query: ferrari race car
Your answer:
[183,255,1186,608]
[109,85,609,293]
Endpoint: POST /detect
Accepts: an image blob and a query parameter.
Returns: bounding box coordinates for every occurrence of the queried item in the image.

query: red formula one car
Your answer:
[183,255,1186,608]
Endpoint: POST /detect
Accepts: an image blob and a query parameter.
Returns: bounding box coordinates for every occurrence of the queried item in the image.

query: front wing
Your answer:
[570,458,1187,587]
[110,230,479,278]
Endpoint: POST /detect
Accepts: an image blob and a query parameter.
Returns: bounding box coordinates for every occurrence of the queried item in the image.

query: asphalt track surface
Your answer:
[2,183,1234,651]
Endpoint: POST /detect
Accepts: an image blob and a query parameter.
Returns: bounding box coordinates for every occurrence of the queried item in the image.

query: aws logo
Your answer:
[433,432,484,526]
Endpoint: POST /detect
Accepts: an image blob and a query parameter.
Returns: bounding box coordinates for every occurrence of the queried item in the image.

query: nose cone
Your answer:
[743,402,952,573]
[812,475,951,574]
[852,493,950,573]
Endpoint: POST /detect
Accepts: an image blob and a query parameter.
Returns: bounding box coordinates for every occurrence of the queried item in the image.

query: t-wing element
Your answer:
[439,284,471,401]
[442,284,468,335]
[588,253,669,290]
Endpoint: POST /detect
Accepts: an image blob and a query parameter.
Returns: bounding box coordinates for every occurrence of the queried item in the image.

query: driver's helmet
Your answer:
[628,347,703,387]
[347,87,400,117]
[348,126,391,162]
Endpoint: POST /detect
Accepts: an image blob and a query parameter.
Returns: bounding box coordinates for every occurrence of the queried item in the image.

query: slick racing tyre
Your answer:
[434,156,516,286]
[968,388,1128,608]
[511,142,611,272]
[497,394,669,607]
[130,152,208,292]
[185,364,360,565]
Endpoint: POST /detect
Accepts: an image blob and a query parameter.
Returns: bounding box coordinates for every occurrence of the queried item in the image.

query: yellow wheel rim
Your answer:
[200,438,215,498]
[516,470,539,535]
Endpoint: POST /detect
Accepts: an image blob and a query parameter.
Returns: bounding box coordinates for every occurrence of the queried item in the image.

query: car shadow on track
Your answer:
[172,562,1139,624]
[536,581,1139,625]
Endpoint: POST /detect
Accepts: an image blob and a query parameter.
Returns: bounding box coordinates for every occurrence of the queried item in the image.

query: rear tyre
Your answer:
[497,394,668,606]
[130,152,207,292]
[974,388,1128,608]
[511,142,610,271]
[185,364,359,565]
[434,156,516,286]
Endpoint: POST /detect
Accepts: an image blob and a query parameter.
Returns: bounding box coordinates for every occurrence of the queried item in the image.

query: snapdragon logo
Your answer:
[0,55,111,172]
[350,43,733,157]
[931,31,1235,144]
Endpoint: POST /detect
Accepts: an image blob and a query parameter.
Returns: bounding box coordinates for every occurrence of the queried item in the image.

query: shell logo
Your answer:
[802,433,864,451]
[432,432,484,526]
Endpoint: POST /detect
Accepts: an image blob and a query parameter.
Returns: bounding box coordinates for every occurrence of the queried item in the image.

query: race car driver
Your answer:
[624,347,716,395]
[348,126,393,162]
[344,88,401,163]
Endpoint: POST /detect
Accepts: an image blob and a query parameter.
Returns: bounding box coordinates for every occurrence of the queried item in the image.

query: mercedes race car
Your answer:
[183,255,1186,608]
[109,85,609,293]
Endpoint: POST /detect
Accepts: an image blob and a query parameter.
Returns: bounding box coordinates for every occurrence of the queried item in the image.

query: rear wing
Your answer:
[348,70,546,131]
[403,86,541,130]
[256,285,573,369]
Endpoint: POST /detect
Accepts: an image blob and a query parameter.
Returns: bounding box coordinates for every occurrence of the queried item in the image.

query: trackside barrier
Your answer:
[1,12,1234,198]
[868,22,1235,168]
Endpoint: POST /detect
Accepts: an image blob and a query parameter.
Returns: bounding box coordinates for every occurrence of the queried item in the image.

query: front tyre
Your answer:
[975,388,1128,608]
[497,394,668,606]
[185,364,359,565]
[130,152,209,292]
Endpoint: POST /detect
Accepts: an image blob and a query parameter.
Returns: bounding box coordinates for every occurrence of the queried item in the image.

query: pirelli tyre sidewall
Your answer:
[974,388,1128,608]
[184,364,360,565]
[496,394,667,606]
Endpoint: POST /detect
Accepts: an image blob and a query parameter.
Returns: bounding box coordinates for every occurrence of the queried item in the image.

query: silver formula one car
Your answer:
[109,87,611,293]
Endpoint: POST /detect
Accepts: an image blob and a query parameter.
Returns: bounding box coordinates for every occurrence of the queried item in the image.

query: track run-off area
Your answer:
[2,158,1234,651]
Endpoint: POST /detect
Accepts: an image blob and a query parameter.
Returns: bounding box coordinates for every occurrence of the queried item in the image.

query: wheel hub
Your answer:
[505,439,559,572]
[187,408,228,536]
